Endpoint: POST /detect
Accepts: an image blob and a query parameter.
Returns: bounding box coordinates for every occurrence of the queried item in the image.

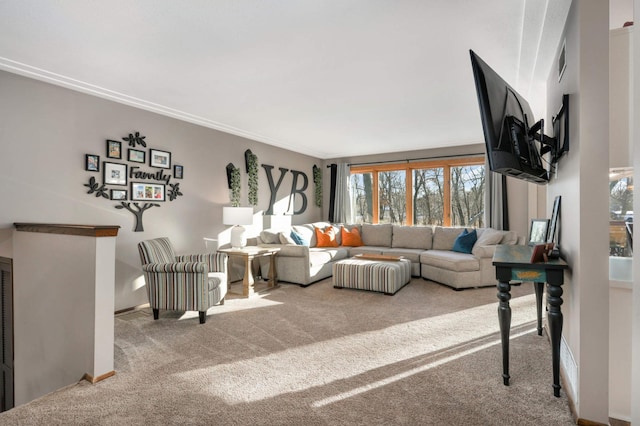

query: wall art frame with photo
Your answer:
[173,164,183,179]
[131,182,165,202]
[128,148,146,163]
[86,154,100,172]
[103,162,127,186]
[150,149,171,169]
[107,139,122,159]
[110,189,127,200]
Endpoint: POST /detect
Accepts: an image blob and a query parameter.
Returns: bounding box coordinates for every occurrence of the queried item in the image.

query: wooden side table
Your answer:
[217,247,280,297]
[492,244,569,397]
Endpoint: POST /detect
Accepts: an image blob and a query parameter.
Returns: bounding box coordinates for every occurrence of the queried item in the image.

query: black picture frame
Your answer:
[529,219,550,245]
[110,189,127,200]
[103,162,127,186]
[150,149,171,169]
[86,154,100,172]
[106,140,122,159]
[128,148,146,163]
[547,196,561,244]
[174,164,183,179]
[131,182,165,202]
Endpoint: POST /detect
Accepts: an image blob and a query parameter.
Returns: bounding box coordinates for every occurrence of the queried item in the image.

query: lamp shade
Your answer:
[222,207,254,226]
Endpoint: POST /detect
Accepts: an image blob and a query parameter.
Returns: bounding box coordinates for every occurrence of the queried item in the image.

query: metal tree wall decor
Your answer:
[83,131,184,232]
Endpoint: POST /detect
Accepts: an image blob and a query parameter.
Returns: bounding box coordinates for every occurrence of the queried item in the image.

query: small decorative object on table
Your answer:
[530,242,555,263]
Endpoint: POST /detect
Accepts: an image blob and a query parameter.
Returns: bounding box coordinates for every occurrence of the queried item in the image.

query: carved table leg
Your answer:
[546,274,564,397]
[497,279,512,386]
[268,253,278,288]
[243,255,256,297]
[534,282,544,336]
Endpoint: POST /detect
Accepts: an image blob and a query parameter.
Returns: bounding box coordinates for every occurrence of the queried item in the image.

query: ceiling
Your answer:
[0,1,572,159]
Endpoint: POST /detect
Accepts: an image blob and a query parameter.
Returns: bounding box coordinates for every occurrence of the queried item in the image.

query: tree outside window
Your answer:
[350,157,484,227]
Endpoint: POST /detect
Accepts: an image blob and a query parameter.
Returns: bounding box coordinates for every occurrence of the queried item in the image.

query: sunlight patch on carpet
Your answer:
[312,327,537,407]
[173,294,538,404]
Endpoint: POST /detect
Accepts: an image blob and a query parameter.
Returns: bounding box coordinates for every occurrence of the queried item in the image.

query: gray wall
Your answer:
[546,1,610,422]
[0,70,322,311]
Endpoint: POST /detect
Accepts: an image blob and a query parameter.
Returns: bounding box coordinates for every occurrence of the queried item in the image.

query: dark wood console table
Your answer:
[492,245,569,397]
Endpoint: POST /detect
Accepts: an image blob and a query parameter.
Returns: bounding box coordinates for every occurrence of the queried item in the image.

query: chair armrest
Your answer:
[176,253,228,274]
[142,262,208,273]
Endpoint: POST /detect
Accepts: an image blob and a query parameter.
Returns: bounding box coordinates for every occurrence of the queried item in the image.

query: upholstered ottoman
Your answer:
[332,256,411,295]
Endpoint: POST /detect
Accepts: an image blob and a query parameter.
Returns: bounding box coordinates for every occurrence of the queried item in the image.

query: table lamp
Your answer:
[223,206,254,249]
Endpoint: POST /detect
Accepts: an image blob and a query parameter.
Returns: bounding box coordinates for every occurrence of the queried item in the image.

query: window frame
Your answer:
[350,156,484,226]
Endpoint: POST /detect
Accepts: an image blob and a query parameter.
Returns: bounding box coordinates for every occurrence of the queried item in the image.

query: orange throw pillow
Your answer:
[341,226,363,247]
[315,226,339,247]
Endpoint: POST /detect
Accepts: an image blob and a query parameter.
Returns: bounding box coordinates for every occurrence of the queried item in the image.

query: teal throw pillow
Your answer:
[452,228,477,254]
[290,230,309,246]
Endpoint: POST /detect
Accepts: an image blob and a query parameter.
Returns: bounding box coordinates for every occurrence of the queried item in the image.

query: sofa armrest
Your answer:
[471,245,498,259]
[278,245,310,258]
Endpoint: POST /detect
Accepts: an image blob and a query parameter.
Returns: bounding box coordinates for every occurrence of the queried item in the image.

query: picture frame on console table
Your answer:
[547,196,561,244]
[528,219,549,245]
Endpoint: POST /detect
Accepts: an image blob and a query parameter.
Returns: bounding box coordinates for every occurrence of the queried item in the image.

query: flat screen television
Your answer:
[470,50,568,185]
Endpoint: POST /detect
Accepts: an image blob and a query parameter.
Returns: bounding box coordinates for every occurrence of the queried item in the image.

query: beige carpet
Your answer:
[1,278,575,425]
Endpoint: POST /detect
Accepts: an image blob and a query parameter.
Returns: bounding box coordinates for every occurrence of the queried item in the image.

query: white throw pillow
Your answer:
[279,231,296,245]
[471,228,505,256]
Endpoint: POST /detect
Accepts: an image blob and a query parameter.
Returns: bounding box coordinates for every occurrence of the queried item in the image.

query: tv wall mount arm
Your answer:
[529,94,570,165]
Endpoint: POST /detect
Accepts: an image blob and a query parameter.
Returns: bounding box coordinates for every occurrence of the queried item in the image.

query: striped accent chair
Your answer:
[138,237,228,324]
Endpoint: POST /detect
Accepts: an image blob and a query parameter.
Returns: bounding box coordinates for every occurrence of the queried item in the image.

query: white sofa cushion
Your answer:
[362,224,393,247]
[392,225,432,249]
[432,226,468,250]
[308,247,349,267]
[420,250,480,272]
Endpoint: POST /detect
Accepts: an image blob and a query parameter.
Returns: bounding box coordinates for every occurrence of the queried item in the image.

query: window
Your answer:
[412,168,444,225]
[609,167,633,258]
[350,157,484,226]
[450,165,485,227]
[378,171,406,225]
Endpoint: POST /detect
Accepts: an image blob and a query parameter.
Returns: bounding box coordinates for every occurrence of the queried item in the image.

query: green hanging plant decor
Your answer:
[226,163,241,207]
[245,149,259,206]
[313,165,322,207]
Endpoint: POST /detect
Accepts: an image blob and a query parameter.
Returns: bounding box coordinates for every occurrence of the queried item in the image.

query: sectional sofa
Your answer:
[255,222,522,290]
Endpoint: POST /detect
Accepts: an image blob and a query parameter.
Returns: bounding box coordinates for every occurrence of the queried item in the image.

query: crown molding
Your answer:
[0,57,327,159]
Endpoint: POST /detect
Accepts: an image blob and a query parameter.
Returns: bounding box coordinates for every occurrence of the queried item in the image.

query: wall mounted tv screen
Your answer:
[470,50,549,184]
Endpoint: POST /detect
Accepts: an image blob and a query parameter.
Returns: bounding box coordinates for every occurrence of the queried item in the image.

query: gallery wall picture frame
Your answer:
[86,154,100,172]
[110,189,127,200]
[173,164,183,179]
[128,148,146,163]
[150,149,171,169]
[547,195,561,244]
[529,219,550,245]
[131,182,165,202]
[106,140,122,159]
[103,162,127,186]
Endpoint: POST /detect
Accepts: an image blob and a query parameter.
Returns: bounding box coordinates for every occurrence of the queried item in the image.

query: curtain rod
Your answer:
[327,152,485,168]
